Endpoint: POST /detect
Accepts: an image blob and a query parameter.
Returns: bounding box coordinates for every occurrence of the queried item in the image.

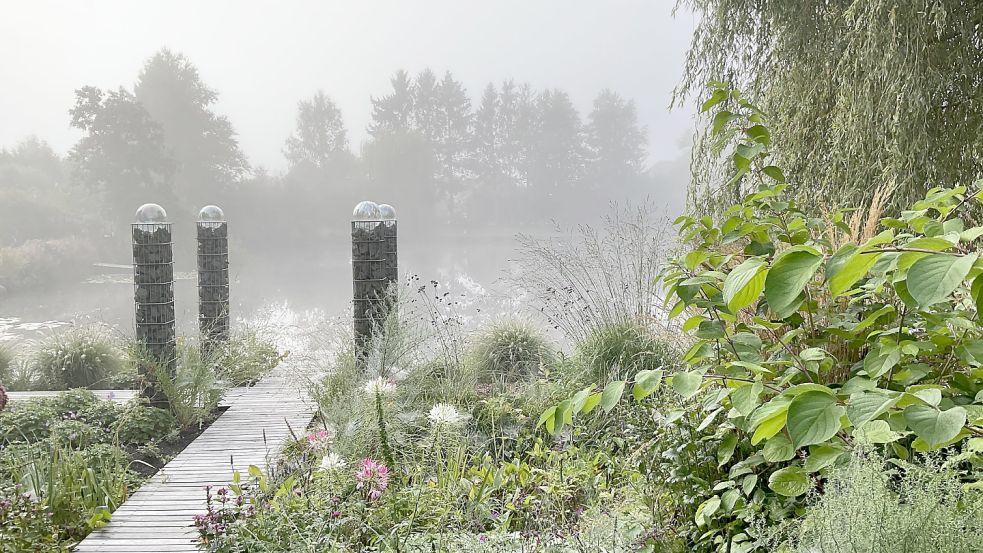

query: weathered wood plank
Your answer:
[73,364,315,552]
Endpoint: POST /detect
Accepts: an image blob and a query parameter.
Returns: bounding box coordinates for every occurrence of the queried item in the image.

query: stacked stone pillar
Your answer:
[132,203,176,405]
[197,205,230,355]
[352,201,397,363]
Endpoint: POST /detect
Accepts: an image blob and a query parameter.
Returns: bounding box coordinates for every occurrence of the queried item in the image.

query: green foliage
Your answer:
[768,453,983,552]
[32,326,127,390]
[152,340,225,431]
[578,321,677,382]
[469,320,555,384]
[0,485,61,551]
[677,0,983,215]
[211,329,283,387]
[0,344,13,387]
[115,402,177,445]
[540,87,983,551]
[2,442,134,546]
[653,89,983,551]
[0,398,57,443]
[512,204,675,342]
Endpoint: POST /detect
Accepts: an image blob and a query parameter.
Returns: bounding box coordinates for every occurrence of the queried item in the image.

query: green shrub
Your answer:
[469,321,555,384]
[769,453,983,552]
[3,441,133,544]
[0,343,13,385]
[0,237,96,294]
[49,419,106,449]
[0,357,41,392]
[32,327,126,390]
[0,485,61,550]
[49,388,101,415]
[152,340,225,431]
[213,329,282,387]
[115,402,176,445]
[578,321,676,382]
[0,398,56,443]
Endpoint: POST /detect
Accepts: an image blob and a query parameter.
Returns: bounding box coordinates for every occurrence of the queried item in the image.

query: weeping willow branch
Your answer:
[675,0,983,216]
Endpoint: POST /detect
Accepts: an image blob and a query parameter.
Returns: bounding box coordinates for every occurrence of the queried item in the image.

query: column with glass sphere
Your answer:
[352,201,386,363]
[378,204,398,288]
[197,205,229,354]
[132,203,176,405]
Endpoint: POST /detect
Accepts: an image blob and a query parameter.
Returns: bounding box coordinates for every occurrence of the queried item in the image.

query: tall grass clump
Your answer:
[512,203,674,343]
[469,320,555,385]
[212,328,283,387]
[578,321,677,382]
[766,453,983,552]
[32,326,127,390]
[0,343,14,385]
[137,340,225,431]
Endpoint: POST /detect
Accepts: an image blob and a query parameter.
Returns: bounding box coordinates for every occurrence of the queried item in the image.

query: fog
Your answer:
[0,1,694,339]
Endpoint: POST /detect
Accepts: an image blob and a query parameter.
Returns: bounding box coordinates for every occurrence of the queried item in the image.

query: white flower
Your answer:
[363,377,396,396]
[427,403,468,428]
[319,452,346,471]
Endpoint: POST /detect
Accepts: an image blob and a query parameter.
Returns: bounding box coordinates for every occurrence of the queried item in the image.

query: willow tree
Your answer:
[675,0,983,215]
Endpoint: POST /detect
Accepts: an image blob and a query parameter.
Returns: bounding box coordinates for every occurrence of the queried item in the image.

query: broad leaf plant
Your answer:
[540,84,983,552]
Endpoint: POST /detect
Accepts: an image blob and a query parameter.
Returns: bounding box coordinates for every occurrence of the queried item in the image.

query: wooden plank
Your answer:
[7,390,137,404]
[73,363,315,552]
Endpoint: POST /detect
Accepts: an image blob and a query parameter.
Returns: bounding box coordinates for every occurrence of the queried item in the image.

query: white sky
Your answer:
[0,0,696,172]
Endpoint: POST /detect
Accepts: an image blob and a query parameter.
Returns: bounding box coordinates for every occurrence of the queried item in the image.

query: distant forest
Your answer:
[0,49,683,291]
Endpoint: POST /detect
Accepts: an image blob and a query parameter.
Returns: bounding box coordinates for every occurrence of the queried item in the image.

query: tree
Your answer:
[676,0,983,214]
[134,49,248,215]
[69,86,175,230]
[284,91,351,171]
[0,138,81,246]
[368,70,414,137]
[434,71,473,186]
[585,89,646,184]
[527,89,585,191]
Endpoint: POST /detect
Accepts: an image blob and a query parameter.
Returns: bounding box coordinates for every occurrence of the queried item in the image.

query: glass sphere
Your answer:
[353,200,381,221]
[198,205,225,228]
[135,203,167,223]
[378,203,396,220]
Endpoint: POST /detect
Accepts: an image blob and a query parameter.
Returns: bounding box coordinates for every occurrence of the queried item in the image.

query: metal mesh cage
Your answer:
[383,220,398,286]
[197,220,230,347]
[352,220,389,359]
[132,222,177,383]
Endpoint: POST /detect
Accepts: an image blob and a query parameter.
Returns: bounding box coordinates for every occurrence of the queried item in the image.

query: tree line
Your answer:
[13,49,658,256]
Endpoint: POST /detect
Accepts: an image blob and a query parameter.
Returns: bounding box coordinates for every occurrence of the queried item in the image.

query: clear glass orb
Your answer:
[378,203,396,220]
[353,200,381,220]
[198,205,225,228]
[135,203,167,223]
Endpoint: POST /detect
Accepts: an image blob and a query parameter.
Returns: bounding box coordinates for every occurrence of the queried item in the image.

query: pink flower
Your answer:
[354,458,389,500]
[306,429,334,452]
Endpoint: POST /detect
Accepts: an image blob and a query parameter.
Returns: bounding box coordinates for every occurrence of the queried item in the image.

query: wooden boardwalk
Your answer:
[8,389,139,404]
[73,371,315,552]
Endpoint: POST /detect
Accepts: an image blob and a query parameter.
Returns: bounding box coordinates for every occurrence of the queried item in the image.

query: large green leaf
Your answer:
[903,405,967,448]
[600,380,627,414]
[764,248,823,318]
[846,391,899,428]
[723,257,768,312]
[768,467,810,497]
[853,420,902,445]
[972,273,983,322]
[632,370,663,401]
[762,434,795,462]
[803,444,844,472]
[730,383,763,417]
[787,391,845,448]
[828,250,882,297]
[671,371,702,400]
[749,398,790,445]
[906,252,978,307]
